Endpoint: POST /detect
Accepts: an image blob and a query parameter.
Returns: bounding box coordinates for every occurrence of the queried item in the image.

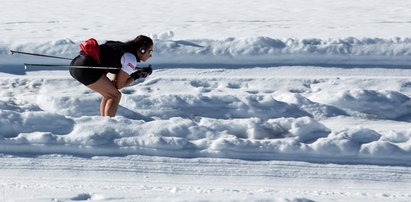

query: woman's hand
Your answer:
[130,65,152,80]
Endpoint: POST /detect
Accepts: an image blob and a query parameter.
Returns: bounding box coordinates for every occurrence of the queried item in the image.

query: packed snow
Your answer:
[1,0,411,201]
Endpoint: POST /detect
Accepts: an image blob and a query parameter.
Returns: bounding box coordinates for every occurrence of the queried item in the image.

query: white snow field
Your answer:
[1,0,411,201]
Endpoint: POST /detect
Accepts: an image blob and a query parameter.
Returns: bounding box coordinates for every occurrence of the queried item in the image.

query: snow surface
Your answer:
[1,68,411,166]
[1,0,411,201]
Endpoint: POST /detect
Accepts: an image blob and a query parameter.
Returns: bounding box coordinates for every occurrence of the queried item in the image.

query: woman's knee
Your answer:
[104,90,122,101]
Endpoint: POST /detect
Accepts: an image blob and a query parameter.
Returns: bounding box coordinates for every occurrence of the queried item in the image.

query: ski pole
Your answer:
[10,50,73,60]
[24,63,151,71]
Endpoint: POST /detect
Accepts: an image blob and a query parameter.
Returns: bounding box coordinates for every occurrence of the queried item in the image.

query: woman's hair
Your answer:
[126,35,153,52]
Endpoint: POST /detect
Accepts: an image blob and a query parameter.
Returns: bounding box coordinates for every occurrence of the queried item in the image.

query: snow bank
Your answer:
[310,89,411,120]
[3,36,411,74]
[1,113,410,165]
[1,72,411,166]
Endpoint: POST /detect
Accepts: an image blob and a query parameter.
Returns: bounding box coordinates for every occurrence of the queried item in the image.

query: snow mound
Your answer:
[1,73,411,165]
[313,89,411,120]
[0,110,74,138]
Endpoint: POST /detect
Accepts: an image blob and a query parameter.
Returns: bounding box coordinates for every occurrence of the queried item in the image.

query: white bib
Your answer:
[120,52,138,75]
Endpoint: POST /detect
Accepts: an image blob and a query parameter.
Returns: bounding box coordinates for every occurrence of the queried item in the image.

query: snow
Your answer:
[1,155,410,202]
[2,68,411,166]
[1,0,411,201]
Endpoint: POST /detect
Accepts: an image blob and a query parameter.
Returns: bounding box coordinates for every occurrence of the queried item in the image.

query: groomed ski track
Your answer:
[0,155,410,202]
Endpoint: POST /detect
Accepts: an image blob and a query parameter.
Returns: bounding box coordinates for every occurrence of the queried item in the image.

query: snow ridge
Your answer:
[3,36,411,68]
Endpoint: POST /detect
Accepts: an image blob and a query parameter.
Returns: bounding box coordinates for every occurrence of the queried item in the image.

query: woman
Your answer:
[69,35,153,117]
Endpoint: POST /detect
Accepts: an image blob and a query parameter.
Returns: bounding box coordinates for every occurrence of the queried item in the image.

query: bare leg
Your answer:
[100,97,107,116]
[86,75,122,117]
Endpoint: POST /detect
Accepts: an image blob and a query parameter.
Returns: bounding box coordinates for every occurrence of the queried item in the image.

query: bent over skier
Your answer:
[69,35,153,117]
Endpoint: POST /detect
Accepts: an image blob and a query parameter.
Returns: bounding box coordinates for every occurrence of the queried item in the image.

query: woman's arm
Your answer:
[115,70,135,89]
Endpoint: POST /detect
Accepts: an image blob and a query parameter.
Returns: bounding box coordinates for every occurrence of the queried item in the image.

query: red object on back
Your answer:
[80,38,101,64]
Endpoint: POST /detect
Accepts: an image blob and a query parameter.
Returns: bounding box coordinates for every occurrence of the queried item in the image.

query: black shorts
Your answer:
[69,54,105,86]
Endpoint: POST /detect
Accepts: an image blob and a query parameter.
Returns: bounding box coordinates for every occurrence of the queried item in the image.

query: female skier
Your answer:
[69,35,153,117]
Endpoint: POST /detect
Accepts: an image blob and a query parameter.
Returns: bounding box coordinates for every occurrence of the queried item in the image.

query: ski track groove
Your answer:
[1,155,410,182]
[1,155,411,202]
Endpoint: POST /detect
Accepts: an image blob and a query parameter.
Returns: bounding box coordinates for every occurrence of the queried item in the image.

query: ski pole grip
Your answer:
[135,64,152,71]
